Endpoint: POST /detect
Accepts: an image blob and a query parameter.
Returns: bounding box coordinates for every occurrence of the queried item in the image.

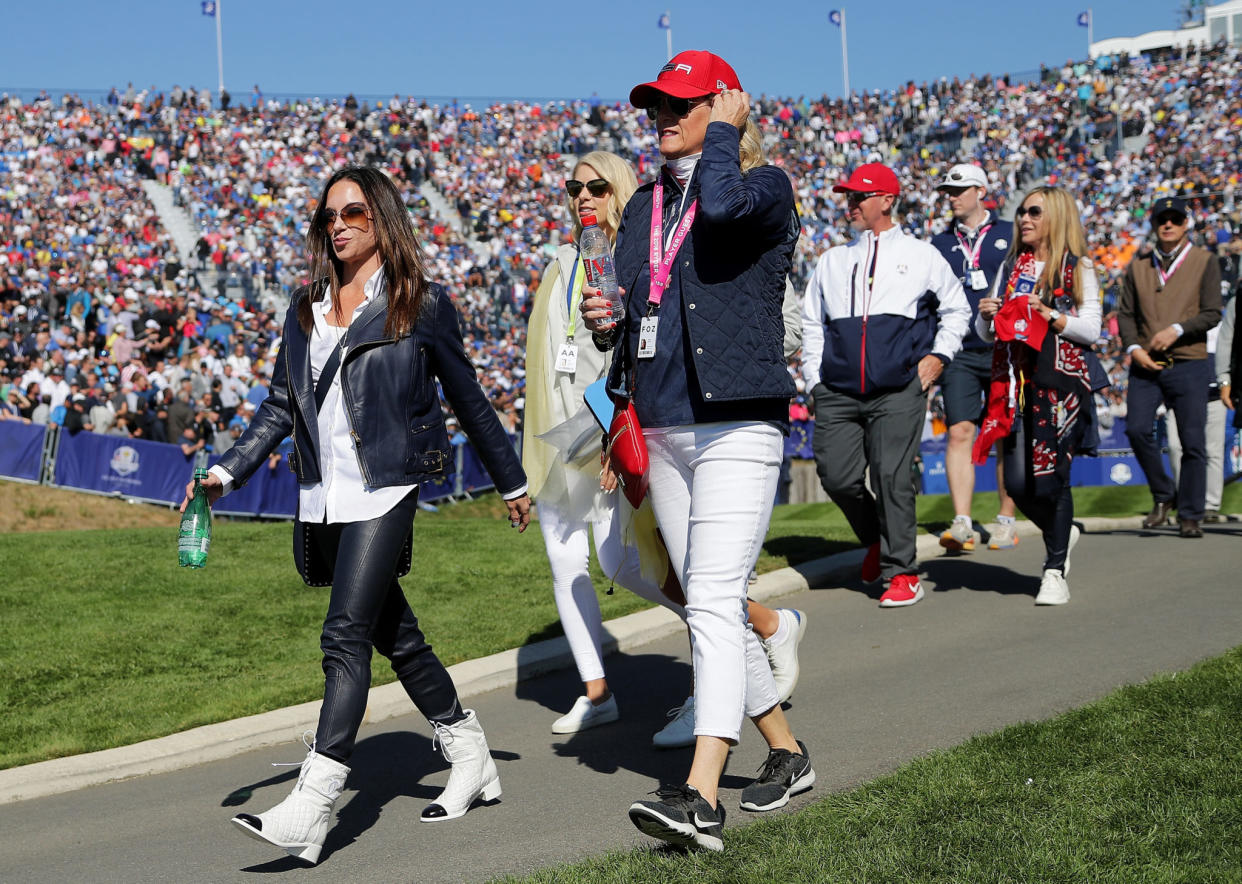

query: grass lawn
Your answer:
[494,647,1242,884]
[1,482,1238,769]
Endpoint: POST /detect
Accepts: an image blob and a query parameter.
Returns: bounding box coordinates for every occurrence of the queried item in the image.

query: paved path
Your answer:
[2,523,1239,883]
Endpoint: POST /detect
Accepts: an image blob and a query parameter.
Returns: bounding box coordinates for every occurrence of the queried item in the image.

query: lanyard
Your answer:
[648,181,698,307]
[1154,242,1191,287]
[563,251,585,339]
[851,236,880,318]
[954,222,993,271]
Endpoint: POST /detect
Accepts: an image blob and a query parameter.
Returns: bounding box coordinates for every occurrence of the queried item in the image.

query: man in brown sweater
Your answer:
[1118,197,1222,537]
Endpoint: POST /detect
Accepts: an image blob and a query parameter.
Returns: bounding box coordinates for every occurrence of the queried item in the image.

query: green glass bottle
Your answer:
[178,467,212,569]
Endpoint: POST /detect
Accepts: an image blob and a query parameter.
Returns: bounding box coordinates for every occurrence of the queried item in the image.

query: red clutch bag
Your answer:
[608,401,649,508]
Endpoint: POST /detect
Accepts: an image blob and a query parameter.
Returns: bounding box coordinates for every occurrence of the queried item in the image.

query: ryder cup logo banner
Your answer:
[1109,462,1133,485]
[53,428,193,504]
[110,445,140,477]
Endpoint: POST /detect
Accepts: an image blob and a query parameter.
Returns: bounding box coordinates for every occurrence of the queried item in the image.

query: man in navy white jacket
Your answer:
[802,163,970,607]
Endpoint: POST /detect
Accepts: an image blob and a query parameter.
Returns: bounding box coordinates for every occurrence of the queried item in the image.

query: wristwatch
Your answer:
[1048,309,1062,324]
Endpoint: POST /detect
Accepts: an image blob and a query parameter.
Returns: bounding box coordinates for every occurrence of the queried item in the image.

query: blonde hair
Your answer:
[1008,185,1093,307]
[739,119,767,173]
[568,151,638,245]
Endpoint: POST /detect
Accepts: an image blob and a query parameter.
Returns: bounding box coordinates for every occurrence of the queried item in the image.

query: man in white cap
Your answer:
[930,164,1019,553]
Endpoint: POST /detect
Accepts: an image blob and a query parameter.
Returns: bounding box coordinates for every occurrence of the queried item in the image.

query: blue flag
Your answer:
[657,12,670,29]
[1077,10,1090,27]
[202,1,216,16]
[828,10,842,26]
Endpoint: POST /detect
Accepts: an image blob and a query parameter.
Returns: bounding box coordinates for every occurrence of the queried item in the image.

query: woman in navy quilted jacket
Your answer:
[582,50,813,853]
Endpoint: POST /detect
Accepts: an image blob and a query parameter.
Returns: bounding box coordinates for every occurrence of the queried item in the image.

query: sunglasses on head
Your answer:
[645,94,711,120]
[319,202,371,231]
[1015,205,1044,219]
[565,178,610,198]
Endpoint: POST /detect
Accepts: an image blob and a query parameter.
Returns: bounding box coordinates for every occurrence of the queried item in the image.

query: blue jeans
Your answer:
[308,489,463,761]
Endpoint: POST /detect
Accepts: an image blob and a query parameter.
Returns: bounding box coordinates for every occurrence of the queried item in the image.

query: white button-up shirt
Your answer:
[211,267,415,523]
[300,267,416,523]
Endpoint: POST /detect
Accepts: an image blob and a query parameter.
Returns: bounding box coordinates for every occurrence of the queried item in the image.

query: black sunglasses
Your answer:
[1154,213,1187,227]
[645,94,711,120]
[565,178,610,198]
[845,191,885,205]
[319,202,371,230]
[1015,205,1044,219]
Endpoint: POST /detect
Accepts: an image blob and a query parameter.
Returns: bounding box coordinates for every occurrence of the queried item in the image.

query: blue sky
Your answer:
[5,0,1194,102]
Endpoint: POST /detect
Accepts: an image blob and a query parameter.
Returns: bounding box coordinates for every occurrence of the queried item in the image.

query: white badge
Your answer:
[555,341,579,373]
[638,316,659,360]
[968,269,987,290]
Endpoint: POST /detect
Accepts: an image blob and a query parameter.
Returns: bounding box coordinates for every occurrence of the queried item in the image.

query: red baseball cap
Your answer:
[629,50,742,108]
[832,163,901,196]
[992,296,1049,351]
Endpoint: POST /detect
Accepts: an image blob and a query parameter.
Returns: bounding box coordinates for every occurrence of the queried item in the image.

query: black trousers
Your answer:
[1001,408,1075,573]
[1124,359,1210,522]
[307,489,463,762]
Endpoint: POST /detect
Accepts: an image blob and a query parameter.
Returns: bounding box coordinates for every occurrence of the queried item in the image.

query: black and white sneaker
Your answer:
[628,784,725,852]
[739,740,815,812]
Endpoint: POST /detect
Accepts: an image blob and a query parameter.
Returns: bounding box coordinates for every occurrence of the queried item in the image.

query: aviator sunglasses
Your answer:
[645,94,711,120]
[320,202,372,231]
[1015,205,1044,219]
[564,178,610,198]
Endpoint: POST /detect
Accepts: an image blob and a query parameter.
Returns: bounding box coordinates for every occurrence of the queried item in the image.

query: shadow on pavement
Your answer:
[515,649,700,785]
[922,555,1039,597]
[229,729,514,869]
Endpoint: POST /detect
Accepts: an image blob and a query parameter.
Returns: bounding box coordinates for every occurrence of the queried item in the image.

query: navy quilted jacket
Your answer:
[603,122,799,428]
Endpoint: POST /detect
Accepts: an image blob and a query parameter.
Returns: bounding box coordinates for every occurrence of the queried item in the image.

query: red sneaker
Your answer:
[879,573,924,608]
[861,542,881,584]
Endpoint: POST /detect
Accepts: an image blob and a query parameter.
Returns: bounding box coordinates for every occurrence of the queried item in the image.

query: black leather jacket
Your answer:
[217,282,525,496]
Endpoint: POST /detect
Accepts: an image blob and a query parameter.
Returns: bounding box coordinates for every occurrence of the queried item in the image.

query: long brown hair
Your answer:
[299,165,429,338]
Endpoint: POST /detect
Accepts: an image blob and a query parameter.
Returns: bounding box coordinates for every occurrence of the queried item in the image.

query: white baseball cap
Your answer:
[938,164,988,190]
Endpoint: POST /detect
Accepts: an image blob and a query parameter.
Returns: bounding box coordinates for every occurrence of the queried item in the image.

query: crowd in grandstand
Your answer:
[2,39,1240,463]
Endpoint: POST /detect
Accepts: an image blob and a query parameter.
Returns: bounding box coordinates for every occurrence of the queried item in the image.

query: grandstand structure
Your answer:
[1091,0,1242,59]
[1,39,1238,485]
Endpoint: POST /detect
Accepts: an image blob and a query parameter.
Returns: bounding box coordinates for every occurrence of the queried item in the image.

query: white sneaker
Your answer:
[1035,569,1070,606]
[551,694,619,734]
[761,609,807,703]
[652,696,696,749]
[1064,522,1081,577]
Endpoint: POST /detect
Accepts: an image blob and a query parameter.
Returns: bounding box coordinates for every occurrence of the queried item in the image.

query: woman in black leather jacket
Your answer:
[182,166,530,865]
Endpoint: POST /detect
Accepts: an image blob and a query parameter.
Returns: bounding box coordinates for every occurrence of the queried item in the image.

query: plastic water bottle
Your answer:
[178,467,212,568]
[579,214,621,316]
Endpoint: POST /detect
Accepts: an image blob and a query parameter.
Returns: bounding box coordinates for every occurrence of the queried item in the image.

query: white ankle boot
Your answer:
[421,709,501,822]
[231,748,350,865]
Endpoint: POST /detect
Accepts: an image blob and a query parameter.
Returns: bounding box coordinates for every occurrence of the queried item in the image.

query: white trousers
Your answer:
[1167,397,1226,511]
[645,421,783,743]
[538,495,683,684]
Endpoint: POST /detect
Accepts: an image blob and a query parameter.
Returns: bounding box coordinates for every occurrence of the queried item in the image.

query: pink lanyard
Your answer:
[954,223,993,270]
[648,181,698,307]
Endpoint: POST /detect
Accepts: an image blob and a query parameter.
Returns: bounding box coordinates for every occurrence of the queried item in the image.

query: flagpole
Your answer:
[840,9,851,106]
[215,0,225,97]
[666,10,673,61]
[1087,8,1093,60]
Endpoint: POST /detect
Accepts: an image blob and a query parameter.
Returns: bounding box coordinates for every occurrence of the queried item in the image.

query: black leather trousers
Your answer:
[308,489,463,761]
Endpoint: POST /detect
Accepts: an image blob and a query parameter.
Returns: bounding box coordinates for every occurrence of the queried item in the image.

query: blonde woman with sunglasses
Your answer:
[976,186,1102,605]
